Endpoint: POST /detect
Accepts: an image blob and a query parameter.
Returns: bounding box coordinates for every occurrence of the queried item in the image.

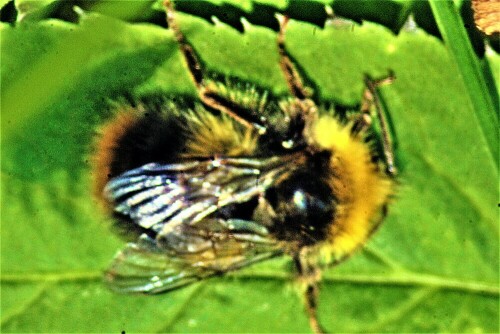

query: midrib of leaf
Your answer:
[0,271,102,283]
[2,270,498,296]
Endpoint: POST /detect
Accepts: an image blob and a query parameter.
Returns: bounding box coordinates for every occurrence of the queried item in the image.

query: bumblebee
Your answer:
[92,1,397,333]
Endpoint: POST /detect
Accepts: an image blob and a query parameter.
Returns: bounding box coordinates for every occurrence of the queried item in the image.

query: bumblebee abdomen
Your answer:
[92,105,187,203]
[93,104,259,200]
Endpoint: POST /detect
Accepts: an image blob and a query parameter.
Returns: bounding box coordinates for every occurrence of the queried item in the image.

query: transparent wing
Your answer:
[104,156,295,236]
[105,218,282,293]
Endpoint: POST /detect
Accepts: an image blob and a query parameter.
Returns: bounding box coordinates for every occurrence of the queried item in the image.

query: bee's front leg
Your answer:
[353,72,397,176]
[163,0,265,132]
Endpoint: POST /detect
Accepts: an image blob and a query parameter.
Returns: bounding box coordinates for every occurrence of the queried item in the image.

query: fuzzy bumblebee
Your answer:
[92,1,397,333]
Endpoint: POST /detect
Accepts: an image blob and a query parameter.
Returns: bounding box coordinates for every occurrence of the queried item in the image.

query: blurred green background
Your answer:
[1,0,498,332]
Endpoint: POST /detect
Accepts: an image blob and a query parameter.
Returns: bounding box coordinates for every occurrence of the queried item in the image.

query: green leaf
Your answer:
[429,0,498,166]
[14,0,58,16]
[0,0,11,10]
[1,2,498,333]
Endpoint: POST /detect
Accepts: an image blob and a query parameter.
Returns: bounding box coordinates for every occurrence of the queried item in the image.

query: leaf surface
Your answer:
[1,2,498,333]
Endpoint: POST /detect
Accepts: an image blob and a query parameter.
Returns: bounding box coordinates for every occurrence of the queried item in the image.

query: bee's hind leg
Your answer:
[294,254,327,334]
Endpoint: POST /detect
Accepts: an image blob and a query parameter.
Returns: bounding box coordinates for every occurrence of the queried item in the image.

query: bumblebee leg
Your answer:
[294,255,327,334]
[276,15,318,141]
[163,0,265,132]
[354,72,397,176]
[276,15,311,100]
[305,282,327,334]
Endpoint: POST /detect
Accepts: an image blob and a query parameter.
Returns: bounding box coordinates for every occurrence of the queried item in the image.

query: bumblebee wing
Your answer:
[105,218,282,294]
[104,234,197,293]
[104,156,293,236]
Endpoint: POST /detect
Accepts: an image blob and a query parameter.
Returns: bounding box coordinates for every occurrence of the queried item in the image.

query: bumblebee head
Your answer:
[264,150,336,246]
